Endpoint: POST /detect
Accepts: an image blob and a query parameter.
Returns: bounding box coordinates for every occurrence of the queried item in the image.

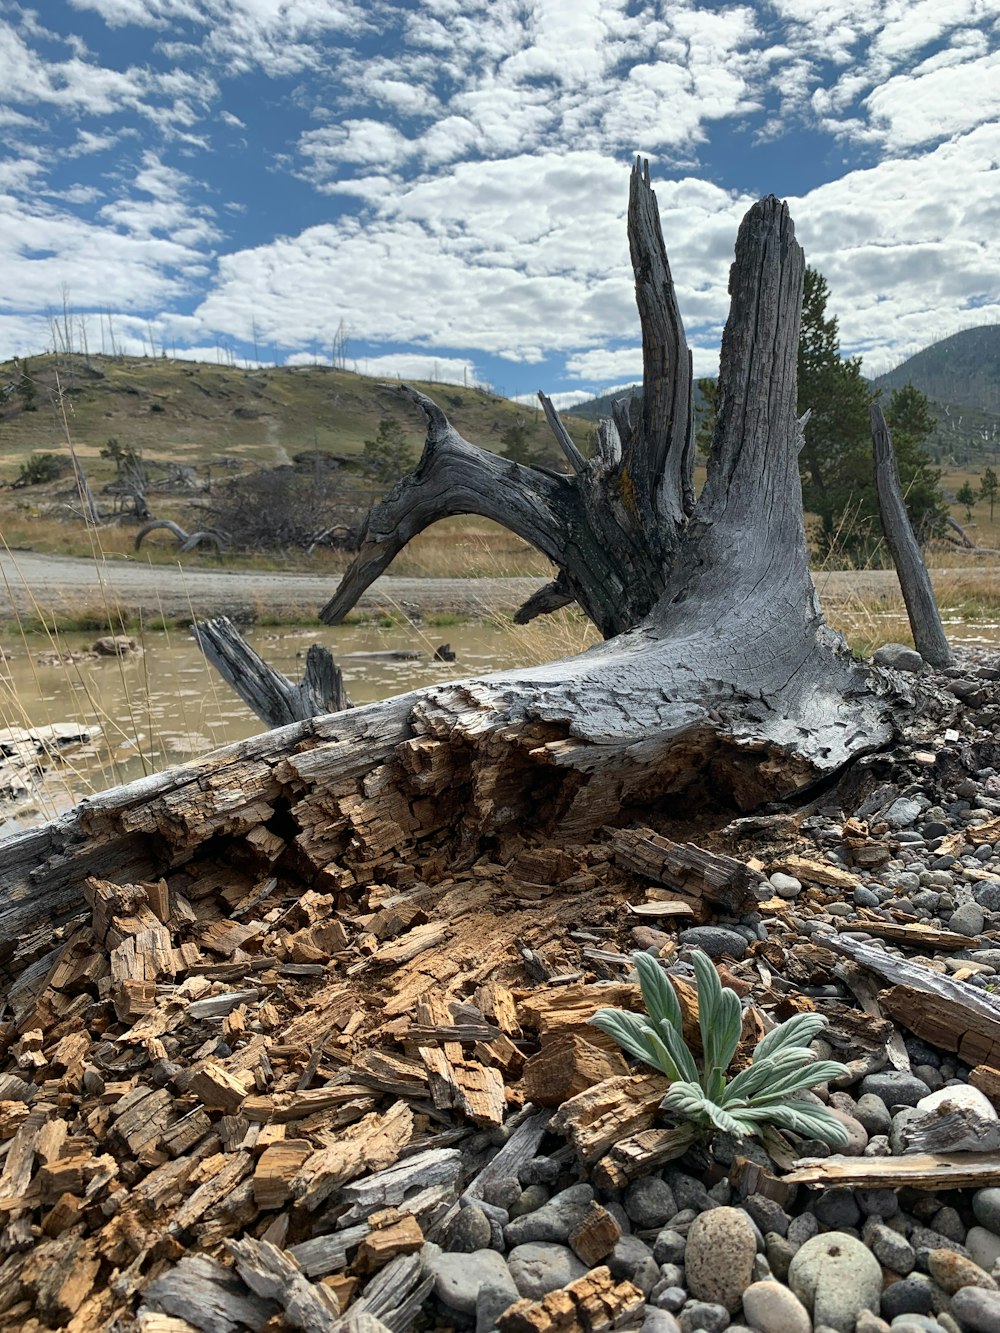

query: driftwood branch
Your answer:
[537,392,586,473]
[193,616,351,728]
[135,519,227,554]
[871,402,952,669]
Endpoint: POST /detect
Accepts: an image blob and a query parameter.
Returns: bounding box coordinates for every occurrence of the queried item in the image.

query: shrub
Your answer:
[14,453,70,487]
[208,466,362,552]
[590,949,850,1146]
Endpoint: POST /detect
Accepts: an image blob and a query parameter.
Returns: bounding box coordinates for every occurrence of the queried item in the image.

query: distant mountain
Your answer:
[872,325,1000,414]
[872,326,1000,464]
[569,379,709,423]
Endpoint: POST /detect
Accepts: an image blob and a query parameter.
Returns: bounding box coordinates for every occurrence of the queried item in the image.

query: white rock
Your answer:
[742,1279,811,1333]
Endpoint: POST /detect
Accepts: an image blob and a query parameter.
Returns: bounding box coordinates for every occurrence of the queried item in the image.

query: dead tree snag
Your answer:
[0,170,934,986]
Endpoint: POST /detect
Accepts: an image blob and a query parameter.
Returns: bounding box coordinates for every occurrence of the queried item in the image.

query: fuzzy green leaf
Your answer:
[745,1059,850,1103]
[663,1081,745,1136]
[589,1008,681,1080]
[656,1017,699,1084]
[691,950,742,1100]
[753,1012,829,1063]
[733,1101,851,1148]
[721,1046,819,1105]
[633,951,684,1037]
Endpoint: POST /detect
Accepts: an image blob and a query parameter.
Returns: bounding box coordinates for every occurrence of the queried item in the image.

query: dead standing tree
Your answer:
[0,164,937,982]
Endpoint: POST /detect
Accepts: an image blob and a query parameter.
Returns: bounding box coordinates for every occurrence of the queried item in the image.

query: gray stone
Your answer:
[972,1186,1000,1237]
[856,1314,891,1333]
[860,1071,933,1107]
[482,1176,521,1211]
[787,1212,819,1249]
[609,1235,658,1294]
[508,1183,550,1219]
[678,1302,731,1333]
[769,872,802,898]
[972,881,1000,913]
[885,797,924,828]
[504,1182,593,1245]
[949,1285,1000,1331]
[678,926,747,960]
[867,1221,916,1275]
[764,1232,795,1282]
[667,1171,716,1214]
[741,1279,811,1333]
[857,1187,899,1218]
[788,1230,883,1332]
[930,1207,966,1245]
[626,1176,678,1229]
[476,1276,522,1333]
[743,1195,789,1238]
[653,1229,687,1265]
[881,1274,933,1319]
[948,902,985,936]
[812,1187,861,1230]
[888,1320,948,1333]
[641,1312,682,1333]
[966,1225,1000,1273]
[447,1203,493,1253]
[507,1242,588,1300]
[684,1206,756,1313]
[652,1287,687,1314]
[519,1156,561,1186]
[873,644,924,673]
[432,1249,514,1314]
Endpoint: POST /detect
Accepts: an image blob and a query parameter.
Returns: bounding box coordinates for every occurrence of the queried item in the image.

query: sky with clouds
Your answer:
[2,0,999,407]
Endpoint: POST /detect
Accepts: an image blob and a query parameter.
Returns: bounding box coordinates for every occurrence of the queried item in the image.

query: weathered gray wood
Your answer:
[135,518,227,553]
[192,615,351,727]
[319,159,696,639]
[538,391,586,473]
[871,401,952,669]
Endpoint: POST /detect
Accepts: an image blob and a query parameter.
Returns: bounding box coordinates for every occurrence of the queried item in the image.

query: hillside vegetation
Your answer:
[0,353,595,482]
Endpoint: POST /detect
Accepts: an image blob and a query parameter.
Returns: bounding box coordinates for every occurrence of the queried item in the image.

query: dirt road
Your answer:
[1,550,997,624]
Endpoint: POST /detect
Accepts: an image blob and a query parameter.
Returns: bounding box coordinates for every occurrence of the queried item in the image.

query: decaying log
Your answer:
[871,401,953,669]
[827,935,1000,1067]
[193,616,351,727]
[497,1265,645,1333]
[612,828,759,913]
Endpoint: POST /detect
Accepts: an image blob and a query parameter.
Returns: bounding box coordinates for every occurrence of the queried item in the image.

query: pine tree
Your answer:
[362,417,411,485]
[980,467,999,521]
[956,481,977,521]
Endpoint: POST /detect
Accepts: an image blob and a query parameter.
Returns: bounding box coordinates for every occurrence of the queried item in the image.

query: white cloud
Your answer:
[346,353,482,386]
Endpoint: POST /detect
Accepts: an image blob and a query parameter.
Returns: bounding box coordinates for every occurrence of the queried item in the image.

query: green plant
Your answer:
[590,950,850,1146]
[14,452,70,487]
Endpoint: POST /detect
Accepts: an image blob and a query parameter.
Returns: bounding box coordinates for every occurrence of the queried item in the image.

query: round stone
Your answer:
[625,1176,678,1229]
[507,1242,588,1299]
[926,1247,998,1295]
[769,872,802,898]
[684,1206,757,1313]
[966,1226,1000,1274]
[860,1071,932,1108]
[431,1249,515,1314]
[447,1203,493,1252]
[950,1285,1000,1332]
[972,1187,1000,1236]
[678,1301,730,1333]
[880,1274,933,1320]
[788,1231,883,1333]
[678,926,748,959]
[742,1279,811,1333]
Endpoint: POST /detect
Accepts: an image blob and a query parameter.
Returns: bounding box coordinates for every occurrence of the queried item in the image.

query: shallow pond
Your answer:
[0,618,594,828]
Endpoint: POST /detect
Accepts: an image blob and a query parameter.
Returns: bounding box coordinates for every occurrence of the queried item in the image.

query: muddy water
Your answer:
[0,620,583,827]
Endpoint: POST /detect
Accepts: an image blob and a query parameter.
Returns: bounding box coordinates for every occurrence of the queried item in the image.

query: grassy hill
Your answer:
[0,353,596,484]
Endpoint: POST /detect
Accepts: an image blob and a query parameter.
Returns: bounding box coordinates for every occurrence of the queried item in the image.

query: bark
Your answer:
[192,616,351,727]
[0,178,934,987]
[871,402,953,669]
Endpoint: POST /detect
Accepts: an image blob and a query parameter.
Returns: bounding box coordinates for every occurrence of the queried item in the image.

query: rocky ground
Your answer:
[6,647,1000,1331]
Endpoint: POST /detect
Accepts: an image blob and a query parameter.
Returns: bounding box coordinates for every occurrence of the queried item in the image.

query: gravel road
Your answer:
[1,550,997,624]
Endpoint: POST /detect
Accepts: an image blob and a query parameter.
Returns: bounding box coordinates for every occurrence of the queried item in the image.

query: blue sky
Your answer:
[2,0,999,407]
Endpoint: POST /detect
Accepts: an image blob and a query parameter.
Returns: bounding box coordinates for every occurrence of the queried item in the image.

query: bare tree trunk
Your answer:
[192,617,351,727]
[871,402,953,669]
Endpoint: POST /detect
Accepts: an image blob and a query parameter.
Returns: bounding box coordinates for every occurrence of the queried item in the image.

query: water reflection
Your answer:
[0,620,537,825]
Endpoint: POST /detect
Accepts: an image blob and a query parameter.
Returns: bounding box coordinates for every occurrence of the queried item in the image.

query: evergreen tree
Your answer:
[956,481,976,521]
[362,417,411,485]
[980,467,999,521]
[499,417,539,465]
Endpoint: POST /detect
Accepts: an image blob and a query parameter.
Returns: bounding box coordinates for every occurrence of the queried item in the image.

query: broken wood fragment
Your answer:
[612,829,758,914]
